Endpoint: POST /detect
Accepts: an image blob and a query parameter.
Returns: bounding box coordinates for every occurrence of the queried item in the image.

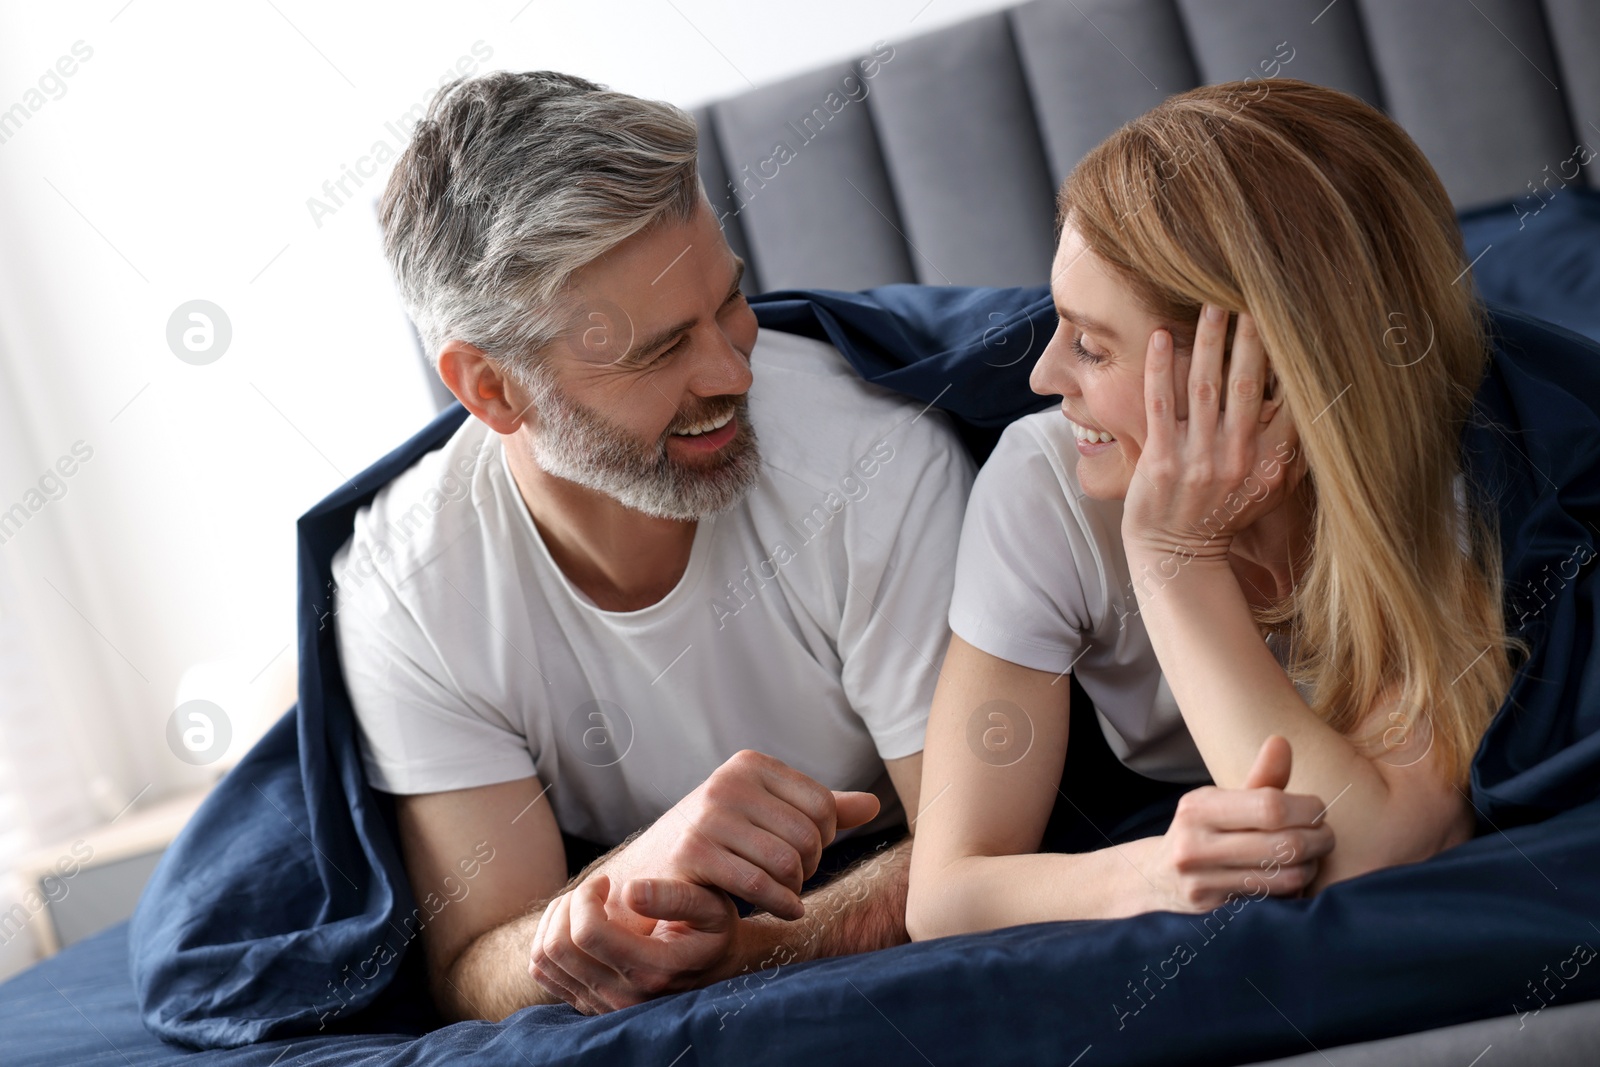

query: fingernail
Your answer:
[1206,304,1225,323]
[1153,330,1170,351]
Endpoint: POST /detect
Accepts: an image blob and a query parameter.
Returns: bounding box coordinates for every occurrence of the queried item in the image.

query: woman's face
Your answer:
[1030,226,1191,501]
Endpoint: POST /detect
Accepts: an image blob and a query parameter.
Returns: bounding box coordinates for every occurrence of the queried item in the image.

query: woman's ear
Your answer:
[1260,364,1285,422]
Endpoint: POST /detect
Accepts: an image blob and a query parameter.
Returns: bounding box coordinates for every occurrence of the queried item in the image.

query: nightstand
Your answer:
[11,786,209,957]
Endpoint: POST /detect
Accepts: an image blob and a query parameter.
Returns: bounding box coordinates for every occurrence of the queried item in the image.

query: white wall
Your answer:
[0,0,1021,834]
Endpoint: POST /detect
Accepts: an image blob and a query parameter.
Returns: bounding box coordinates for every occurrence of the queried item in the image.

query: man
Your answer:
[330,70,974,1022]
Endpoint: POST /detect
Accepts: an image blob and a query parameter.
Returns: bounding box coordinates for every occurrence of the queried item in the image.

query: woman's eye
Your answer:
[1071,334,1107,366]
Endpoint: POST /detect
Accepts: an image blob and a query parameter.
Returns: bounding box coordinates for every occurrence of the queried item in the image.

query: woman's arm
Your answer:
[907,635,1148,938]
[905,635,1333,939]
[1123,306,1472,889]
[1128,557,1472,888]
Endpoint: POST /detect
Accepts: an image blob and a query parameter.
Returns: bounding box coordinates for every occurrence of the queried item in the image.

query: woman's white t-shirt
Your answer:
[952,410,1470,784]
[949,410,1213,783]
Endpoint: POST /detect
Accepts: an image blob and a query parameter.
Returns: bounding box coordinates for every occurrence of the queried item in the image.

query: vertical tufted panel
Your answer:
[864,14,1059,286]
[403,2,1597,410]
[1010,0,1201,187]
[709,62,915,292]
[693,106,764,296]
[1176,0,1384,109]
[1541,0,1600,193]
[1356,0,1574,209]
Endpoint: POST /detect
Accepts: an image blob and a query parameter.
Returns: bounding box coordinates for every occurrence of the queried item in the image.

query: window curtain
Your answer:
[0,313,135,978]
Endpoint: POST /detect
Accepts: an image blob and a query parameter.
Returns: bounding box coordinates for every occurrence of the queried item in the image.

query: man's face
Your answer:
[518,197,761,520]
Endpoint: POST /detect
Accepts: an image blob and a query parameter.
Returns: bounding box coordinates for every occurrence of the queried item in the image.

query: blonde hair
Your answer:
[1059,78,1520,787]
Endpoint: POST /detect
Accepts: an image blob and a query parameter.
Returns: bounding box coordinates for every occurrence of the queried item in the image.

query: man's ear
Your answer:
[437,339,534,435]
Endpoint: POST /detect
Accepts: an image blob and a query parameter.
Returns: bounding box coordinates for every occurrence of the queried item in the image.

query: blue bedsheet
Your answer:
[6,274,1600,1065]
[8,788,1600,1067]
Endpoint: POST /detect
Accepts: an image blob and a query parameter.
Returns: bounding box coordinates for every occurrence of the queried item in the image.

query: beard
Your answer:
[513,363,761,521]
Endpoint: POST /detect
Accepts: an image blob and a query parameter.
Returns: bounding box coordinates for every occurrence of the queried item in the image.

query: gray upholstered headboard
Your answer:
[405,0,1598,411]
[694,0,1600,296]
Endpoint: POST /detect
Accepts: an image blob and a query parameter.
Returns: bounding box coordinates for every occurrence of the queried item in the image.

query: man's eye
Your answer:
[629,335,685,367]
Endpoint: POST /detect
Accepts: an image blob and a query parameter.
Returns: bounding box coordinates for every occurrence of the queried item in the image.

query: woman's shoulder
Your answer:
[978,410,1085,494]
[954,410,1130,629]
[971,412,1123,541]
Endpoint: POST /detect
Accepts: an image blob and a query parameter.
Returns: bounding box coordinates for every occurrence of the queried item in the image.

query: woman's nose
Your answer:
[1028,355,1051,395]
[1030,332,1076,397]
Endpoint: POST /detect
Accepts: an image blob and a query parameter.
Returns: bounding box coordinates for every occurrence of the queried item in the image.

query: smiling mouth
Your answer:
[671,409,735,437]
[1065,416,1116,444]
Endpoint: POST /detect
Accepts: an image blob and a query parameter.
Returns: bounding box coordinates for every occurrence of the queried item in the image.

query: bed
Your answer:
[8,0,1600,1063]
[4,283,1597,1066]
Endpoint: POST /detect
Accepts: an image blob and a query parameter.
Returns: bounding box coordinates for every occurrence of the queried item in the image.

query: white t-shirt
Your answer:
[950,410,1212,783]
[331,328,975,846]
[951,412,1472,784]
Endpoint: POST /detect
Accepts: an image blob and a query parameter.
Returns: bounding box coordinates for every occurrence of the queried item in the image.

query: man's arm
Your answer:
[396,751,890,1021]
[530,753,922,1013]
[735,751,920,966]
[398,774,681,1022]
[391,775,571,1022]
[394,773,718,1022]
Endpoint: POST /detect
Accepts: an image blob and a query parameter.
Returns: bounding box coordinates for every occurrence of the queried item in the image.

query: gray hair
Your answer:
[378,70,702,371]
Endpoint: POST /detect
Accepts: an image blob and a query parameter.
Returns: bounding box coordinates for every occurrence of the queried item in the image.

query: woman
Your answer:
[905,78,1521,939]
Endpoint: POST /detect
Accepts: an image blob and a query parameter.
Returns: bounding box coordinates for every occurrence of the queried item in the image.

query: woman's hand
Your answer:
[1121,304,1295,564]
[1143,735,1334,912]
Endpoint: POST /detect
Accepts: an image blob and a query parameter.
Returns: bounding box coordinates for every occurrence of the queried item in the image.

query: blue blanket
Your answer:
[127,287,1600,1064]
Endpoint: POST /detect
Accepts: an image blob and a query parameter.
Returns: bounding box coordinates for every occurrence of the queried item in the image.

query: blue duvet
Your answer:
[125,286,1600,1065]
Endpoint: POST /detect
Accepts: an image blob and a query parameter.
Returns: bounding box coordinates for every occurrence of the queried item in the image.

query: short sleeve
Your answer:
[836,411,976,761]
[948,419,1099,675]
[332,539,537,795]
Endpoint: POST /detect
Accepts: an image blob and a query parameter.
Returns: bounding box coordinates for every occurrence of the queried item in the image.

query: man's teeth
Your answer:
[1068,418,1115,444]
[674,410,734,436]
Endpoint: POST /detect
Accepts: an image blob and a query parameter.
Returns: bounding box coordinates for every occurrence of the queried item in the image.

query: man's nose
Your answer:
[689,330,754,396]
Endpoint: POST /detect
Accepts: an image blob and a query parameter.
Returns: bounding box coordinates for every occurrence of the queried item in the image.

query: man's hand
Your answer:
[1144,735,1334,911]
[606,749,879,924]
[530,873,751,1014]
[528,748,880,1014]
